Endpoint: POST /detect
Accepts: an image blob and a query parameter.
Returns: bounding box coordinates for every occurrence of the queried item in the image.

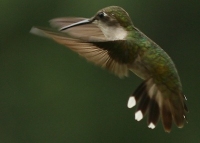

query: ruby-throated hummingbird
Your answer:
[30,6,188,132]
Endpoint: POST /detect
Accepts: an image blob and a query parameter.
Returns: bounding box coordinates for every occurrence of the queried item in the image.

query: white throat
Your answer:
[97,21,128,40]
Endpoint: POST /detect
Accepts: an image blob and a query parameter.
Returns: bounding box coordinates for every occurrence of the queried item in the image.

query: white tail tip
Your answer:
[127,96,136,108]
[135,110,143,121]
[148,122,156,129]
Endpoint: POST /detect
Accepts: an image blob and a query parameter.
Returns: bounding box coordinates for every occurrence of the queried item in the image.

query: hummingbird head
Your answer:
[60,6,134,40]
[94,6,133,30]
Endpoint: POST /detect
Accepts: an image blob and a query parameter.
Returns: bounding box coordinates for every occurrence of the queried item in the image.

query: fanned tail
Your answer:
[127,78,188,132]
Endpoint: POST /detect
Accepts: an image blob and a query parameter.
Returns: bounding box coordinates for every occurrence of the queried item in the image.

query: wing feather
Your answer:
[30,27,130,77]
[50,17,105,39]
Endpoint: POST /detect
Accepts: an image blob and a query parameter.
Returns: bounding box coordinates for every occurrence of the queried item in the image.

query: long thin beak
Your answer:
[59,19,93,31]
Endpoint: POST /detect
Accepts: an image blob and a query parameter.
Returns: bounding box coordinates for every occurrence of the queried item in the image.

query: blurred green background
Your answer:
[1,0,200,143]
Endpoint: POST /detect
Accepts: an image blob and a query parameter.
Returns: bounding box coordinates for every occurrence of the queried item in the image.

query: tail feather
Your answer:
[133,81,147,101]
[170,98,185,128]
[161,102,173,132]
[127,78,188,132]
[136,93,150,116]
[173,112,185,128]
[127,81,146,108]
[148,99,160,129]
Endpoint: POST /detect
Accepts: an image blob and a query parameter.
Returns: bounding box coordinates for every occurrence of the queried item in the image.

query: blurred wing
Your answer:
[50,17,105,39]
[30,27,130,77]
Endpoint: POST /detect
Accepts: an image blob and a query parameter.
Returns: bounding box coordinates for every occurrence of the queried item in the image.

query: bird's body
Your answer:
[30,6,188,132]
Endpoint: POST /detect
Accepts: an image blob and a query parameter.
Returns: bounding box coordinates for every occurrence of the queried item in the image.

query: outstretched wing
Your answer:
[50,17,105,39]
[30,26,136,77]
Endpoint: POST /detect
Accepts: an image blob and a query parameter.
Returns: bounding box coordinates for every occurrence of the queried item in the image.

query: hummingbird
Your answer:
[30,6,188,132]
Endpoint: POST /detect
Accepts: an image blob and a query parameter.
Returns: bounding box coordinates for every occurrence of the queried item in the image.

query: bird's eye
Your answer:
[98,12,105,18]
